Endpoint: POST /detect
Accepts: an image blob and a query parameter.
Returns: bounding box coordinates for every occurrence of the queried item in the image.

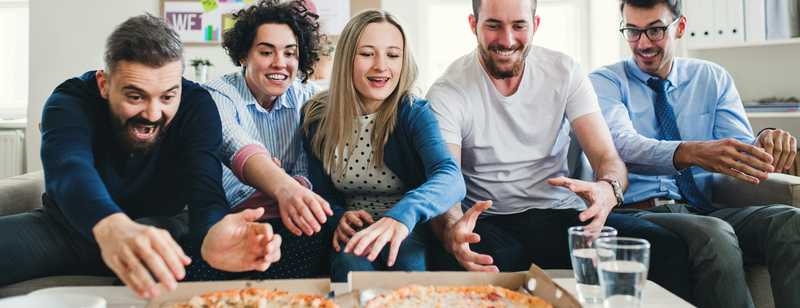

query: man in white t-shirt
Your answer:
[426,0,692,300]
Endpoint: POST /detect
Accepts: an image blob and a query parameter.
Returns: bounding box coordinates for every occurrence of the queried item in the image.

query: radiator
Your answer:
[0,129,25,179]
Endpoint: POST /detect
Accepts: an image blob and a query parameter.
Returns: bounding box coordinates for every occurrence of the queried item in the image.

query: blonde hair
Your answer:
[303,9,418,175]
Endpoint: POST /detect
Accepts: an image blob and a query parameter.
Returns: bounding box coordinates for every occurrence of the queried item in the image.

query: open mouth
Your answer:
[492,49,517,57]
[266,73,288,81]
[366,76,390,88]
[636,49,661,61]
[129,123,159,142]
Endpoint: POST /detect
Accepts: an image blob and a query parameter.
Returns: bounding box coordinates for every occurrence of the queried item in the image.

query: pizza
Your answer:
[364,285,553,308]
[163,288,338,308]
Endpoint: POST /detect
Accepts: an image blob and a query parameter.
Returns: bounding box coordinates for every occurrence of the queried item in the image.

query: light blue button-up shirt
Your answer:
[204,72,316,207]
[589,58,755,204]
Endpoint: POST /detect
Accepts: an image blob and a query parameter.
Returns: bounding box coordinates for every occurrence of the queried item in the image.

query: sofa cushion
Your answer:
[0,171,44,216]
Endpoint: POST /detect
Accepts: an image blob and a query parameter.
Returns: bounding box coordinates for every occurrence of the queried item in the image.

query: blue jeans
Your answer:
[330,223,429,282]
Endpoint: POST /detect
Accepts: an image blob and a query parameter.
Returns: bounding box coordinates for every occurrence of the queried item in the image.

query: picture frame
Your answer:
[160,0,252,45]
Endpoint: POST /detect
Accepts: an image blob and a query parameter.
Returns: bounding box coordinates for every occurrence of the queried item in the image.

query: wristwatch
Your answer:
[598,177,624,207]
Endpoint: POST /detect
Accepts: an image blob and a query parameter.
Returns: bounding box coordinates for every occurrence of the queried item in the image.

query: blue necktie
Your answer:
[647,78,714,212]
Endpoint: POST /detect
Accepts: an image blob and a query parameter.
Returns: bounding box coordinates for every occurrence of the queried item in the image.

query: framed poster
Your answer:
[161,0,253,45]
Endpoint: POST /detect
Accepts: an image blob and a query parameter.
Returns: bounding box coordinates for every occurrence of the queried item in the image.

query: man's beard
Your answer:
[478,42,529,79]
[111,115,167,155]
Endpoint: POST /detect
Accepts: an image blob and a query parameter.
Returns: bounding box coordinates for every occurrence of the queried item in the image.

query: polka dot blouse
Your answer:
[331,113,406,221]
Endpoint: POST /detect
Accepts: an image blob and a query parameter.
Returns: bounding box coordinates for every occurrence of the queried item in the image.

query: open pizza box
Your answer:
[338,264,582,307]
[145,278,331,308]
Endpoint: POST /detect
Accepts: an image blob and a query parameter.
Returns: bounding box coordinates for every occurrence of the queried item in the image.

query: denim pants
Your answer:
[429,208,693,302]
[330,223,430,282]
[0,196,188,286]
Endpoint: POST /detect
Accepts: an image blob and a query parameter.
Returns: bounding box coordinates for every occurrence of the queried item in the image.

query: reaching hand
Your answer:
[344,216,409,267]
[201,208,282,273]
[756,129,797,173]
[443,201,498,272]
[93,213,191,299]
[678,139,774,184]
[332,210,374,252]
[548,177,616,232]
[274,179,332,237]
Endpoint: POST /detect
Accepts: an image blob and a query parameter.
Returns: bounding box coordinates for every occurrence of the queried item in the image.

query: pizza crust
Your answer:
[163,288,338,308]
[364,285,553,308]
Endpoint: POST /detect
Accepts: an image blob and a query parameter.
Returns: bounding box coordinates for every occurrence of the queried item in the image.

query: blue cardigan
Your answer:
[303,97,465,232]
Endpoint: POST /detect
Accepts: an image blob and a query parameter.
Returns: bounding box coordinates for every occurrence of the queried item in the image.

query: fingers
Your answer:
[455,232,481,244]
[786,137,798,172]
[579,203,602,222]
[297,202,321,235]
[272,157,282,168]
[304,195,328,225]
[760,131,775,157]
[255,234,282,272]
[366,231,391,262]
[150,230,186,282]
[727,147,774,175]
[351,228,381,256]
[721,167,761,184]
[121,245,158,298]
[775,132,792,171]
[356,210,375,225]
[454,245,497,272]
[339,219,357,237]
[319,197,333,216]
[288,206,313,236]
[731,140,774,166]
[723,158,766,183]
[386,233,403,267]
[236,207,266,223]
[332,229,346,252]
[280,209,302,237]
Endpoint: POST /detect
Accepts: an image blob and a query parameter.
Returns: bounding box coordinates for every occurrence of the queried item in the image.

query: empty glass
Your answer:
[595,237,650,308]
[567,226,618,305]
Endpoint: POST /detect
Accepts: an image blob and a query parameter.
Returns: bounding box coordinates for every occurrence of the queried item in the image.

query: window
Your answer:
[0,0,29,119]
[383,0,624,93]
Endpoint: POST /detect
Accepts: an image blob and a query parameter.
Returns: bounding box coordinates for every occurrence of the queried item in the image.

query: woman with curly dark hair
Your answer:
[190,0,334,280]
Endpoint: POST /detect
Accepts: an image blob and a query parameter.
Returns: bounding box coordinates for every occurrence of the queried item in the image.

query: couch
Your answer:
[1,171,798,307]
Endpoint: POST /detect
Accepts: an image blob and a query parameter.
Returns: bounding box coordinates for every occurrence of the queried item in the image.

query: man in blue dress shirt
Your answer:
[590,1,800,307]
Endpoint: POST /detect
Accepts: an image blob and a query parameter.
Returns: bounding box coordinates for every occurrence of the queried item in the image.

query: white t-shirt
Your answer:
[426,47,600,215]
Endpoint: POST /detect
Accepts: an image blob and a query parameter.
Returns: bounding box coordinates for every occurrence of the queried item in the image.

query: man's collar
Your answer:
[624,57,685,90]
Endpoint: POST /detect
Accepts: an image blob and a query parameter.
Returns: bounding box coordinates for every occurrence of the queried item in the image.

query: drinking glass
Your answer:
[567,226,617,305]
[595,237,650,308]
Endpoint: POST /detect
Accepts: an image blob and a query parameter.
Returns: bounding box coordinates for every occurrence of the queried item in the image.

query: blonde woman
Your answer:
[302,10,465,282]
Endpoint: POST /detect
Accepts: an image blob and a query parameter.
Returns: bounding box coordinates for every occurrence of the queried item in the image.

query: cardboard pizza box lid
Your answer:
[145,278,331,308]
[344,264,581,308]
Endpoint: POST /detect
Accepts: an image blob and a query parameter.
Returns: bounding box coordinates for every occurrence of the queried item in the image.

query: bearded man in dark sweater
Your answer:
[0,14,282,299]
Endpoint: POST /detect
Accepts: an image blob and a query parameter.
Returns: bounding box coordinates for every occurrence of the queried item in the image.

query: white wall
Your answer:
[27,0,237,171]
[689,44,800,102]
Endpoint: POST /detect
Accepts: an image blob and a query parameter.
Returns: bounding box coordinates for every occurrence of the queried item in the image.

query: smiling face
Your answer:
[97,60,182,154]
[241,23,299,107]
[351,21,404,110]
[470,0,539,79]
[622,3,685,79]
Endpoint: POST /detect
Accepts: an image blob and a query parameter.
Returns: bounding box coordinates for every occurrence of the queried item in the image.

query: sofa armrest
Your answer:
[712,172,800,208]
[0,171,44,216]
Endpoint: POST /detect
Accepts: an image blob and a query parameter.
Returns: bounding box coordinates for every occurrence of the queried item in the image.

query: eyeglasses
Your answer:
[619,18,680,42]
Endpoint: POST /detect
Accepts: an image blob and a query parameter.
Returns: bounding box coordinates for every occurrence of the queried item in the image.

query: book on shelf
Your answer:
[744,101,800,112]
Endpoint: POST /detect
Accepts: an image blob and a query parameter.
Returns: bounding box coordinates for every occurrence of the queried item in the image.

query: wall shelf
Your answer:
[688,37,800,51]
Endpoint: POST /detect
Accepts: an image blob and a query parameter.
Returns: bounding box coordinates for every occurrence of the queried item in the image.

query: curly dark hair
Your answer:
[222,0,321,82]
